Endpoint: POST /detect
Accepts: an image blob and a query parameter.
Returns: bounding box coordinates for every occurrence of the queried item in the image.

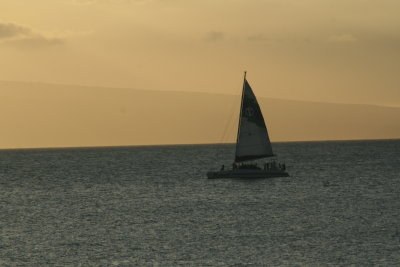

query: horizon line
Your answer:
[1,137,399,151]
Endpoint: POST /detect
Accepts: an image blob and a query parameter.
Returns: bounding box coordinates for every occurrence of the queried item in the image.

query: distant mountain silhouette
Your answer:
[1,81,399,149]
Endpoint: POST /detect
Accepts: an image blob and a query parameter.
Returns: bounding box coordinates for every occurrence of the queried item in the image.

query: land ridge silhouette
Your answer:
[1,80,399,149]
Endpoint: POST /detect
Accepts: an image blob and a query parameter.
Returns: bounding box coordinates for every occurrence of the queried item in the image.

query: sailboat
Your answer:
[207,72,289,179]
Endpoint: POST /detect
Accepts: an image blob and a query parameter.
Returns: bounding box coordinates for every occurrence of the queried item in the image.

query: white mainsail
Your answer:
[235,76,274,162]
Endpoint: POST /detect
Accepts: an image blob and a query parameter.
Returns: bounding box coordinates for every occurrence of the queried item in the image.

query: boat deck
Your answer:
[207,169,289,179]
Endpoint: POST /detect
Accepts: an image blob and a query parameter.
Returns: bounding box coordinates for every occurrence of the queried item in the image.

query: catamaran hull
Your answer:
[207,169,289,179]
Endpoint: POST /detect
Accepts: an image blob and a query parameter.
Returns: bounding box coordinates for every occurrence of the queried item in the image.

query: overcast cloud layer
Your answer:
[0,0,399,106]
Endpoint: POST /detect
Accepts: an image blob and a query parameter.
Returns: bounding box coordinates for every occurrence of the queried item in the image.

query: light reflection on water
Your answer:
[0,140,399,265]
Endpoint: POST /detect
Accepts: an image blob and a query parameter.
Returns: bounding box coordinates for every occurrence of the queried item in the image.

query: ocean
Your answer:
[0,140,399,266]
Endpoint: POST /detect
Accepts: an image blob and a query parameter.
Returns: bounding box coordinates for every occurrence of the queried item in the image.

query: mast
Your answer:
[234,71,247,163]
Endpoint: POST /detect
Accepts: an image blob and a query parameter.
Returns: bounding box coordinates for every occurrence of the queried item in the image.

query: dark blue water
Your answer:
[1,140,399,265]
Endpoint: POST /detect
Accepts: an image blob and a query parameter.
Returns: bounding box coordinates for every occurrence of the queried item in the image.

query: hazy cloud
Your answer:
[0,22,65,48]
[204,31,224,42]
[0,23,31,39]
[328,34,358,43]
[10,35,65,48]
[246,34,313,45]
[247,34,271,42]
[75,0,147,4]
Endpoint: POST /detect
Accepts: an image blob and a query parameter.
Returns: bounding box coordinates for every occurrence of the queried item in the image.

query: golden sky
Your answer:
[1,0,400,148]
[1,0,400,106]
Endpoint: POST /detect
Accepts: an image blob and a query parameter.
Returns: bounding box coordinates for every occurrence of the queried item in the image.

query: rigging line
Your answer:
[216,91,241,164]
[219,94,241,144]
[215,72,247,164]
[219,76,245,144]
